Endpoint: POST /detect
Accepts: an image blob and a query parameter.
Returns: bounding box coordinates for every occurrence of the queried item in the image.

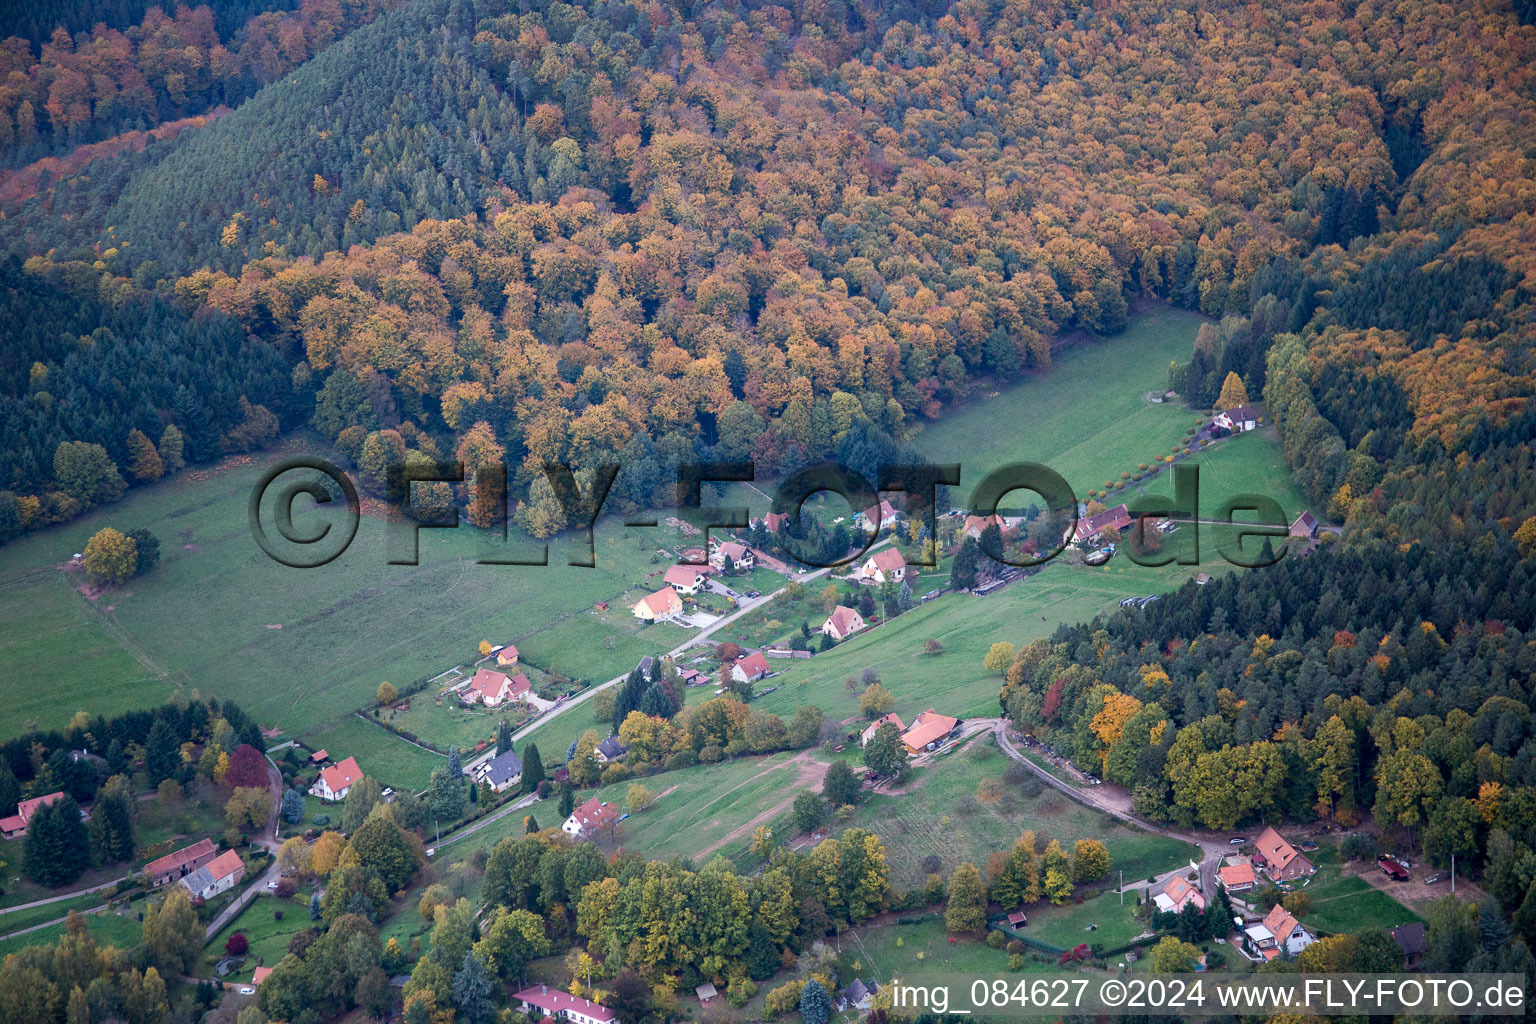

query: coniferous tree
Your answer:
[24,794,90,886]
[520,744,545,795]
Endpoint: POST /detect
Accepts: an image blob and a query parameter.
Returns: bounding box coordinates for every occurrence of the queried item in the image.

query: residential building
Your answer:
[731,652,771,684]
[251,967,273,987]
[755,511,788,532]
[472,749,523,793]
[822,605,867,642]
[663,564,710,596]
[596,737,629,763]
[144,838,218,887]
[860,712,905,748]
[1217,861,1256,893]
[708,541,754,571]
[180,849,245,901]
[513,986,616,1024]
[462,668,531,707]
[1245,903,1316,959]
[308,749,329,765]
[632,587,683,621]
[1289,510,1319,540]
[1391,922,1426,970]
[901,710,960,755]
[310,756,364,802]
[855,500,900,533]
[837,979,879,1013]
[963,513,1005,539]
[1213,405,1259,432]
[1069,503,1133,545]
[1254,826,1315,881]
[495,645,520,668]
[860,547,907,584]
[0,791,70,839]
[1153,874,1205,913]
[679,667,710,687]
[562,797,620,839]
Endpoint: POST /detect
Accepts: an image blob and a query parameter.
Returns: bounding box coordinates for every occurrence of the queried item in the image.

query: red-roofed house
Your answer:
[514,985,617,1024]
[757,511,788,532]
[860,713,905,748]
[1153,874,1205,913]
[822,605,867,642]
[1213,405,1259,432]
[1289,510,1319,540]
[901,710,960,755]
[963,513,1005,539]
[145,838,218,887]
[251,967,273,987]
[1249,903,1315,958]
[664,564,710,596]
[309,749,329,765]
[180,849,245,901]
[310,756,363,802]
[708,541,754,571]
[462,668,531,708]
[496,645,520,668]
[1217,861,1256,893]
[855,500,900,533]
[633,587,683,621]
[860,547,907,584]
[731,652,771,684]
[0,791,69,839]
[1070,504,1133,544]
[1254,826,1315,881]
[562,798,620,839]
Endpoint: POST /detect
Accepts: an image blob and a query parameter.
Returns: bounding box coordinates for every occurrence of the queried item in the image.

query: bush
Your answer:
[665,750,698,771]
[1008,953,1025,971]
[700,744,725,763]
[225,933,248,956]
[986,931,1006,949]
[1006,939,1024,955]
[312,815,330,826]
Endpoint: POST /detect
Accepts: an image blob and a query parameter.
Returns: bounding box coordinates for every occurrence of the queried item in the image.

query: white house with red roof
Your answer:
[756,511,788,532]
[1069,504,1133,545]
[495,645,520,668]
[963,513,1005,539]
[0,791,70,839]
[179,849,245,901]
[562,797,620,839]
[901,710,960,755]
[310,756,364,802]
[821,605,867,642]
[1217,860,1256,893]
[1245,903,1316,959]
[730,651,771,684]
[632,587,683,621]
[144,838,218,887]
[1254,826,1315,881]
[1153,873,1205,914]
[859,547,907,584]
[708,540,754,571]
[855,500,900,533]
[860,712,905,748]
[461,668,531,708]
[664,564,710,596]
[1213,405,1259,432]
[513,986,616,1024]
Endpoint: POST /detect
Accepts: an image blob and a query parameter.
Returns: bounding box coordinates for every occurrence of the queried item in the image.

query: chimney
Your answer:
[542,985,547,994]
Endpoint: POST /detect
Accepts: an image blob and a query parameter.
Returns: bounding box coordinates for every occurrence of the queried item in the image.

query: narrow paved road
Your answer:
[0,902,110,943]
[203,754,288,940]
[0,876,126,914]
[991,720,1228,899]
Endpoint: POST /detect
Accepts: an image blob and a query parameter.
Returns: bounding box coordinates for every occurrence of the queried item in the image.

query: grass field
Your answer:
[302,714,445,793]
[0,907,142,958]
[1130,426,1314,528]
[1020,895,1153,952]
[203,892,315,981]
[911,308,1208,500]
[1297,849,1423,935]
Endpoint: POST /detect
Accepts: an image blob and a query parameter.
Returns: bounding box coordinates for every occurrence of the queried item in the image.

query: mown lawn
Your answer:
[203,892,316,981]
[1297,848,1423,935]
[302,714,445,793]
[1019,894,1153,952]
[0,907,142,958]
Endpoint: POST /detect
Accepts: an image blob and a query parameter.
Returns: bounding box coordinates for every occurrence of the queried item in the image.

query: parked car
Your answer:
[238,987,255,996]
[1426,873,1443,884]
[266,880,278,889]
[1230,837,1249,846]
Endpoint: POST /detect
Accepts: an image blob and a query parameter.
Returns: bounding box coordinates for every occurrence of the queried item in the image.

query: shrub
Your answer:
[1008,953,1025,971]
[1120,472,1130,480]
[225,933,248,956]
[1006,939,1024,955]
[1138,463,1149,470]
[312,815,330,826]
[700,744,725,763]
[665,750,698,770]
[986,931,1006,949]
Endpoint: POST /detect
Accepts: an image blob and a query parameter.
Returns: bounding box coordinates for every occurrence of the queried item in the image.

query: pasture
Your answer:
[1297,849,1423,935]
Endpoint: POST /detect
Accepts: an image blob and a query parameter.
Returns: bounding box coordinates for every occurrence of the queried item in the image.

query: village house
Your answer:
[963,513,1005,540]
[859,547,907,585]
[513,986,616,1024]
[1213,405,1260,432]
[461,668,531,708]
[0,791,72,839]
[1217,861,1256,893]
[1153,874,1205,913]
[562,797,620,839]
[860,712,904,748]
[179,849,245,902]
[755,511,788,533]
[901,710,960,755]
[708,540,755,572]
[1068,503,1134,545]
[679,667,710,687]
[632,587,683,622]
[495,644,519,668]
[251,967,273,987]
[731,652,771,684]
[144,838,218,887]
[855,500,900,533]
[1254,826,1315,881]
[1245,903,1316,959]
[663,564,710,596]
[1289,510,1319,541]
[836,979,879,1013]
[1391,922,1427,970]
[822,605,867,642]
[310,756,364,802]
[472,749,523,793]
[596,737,629,763]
